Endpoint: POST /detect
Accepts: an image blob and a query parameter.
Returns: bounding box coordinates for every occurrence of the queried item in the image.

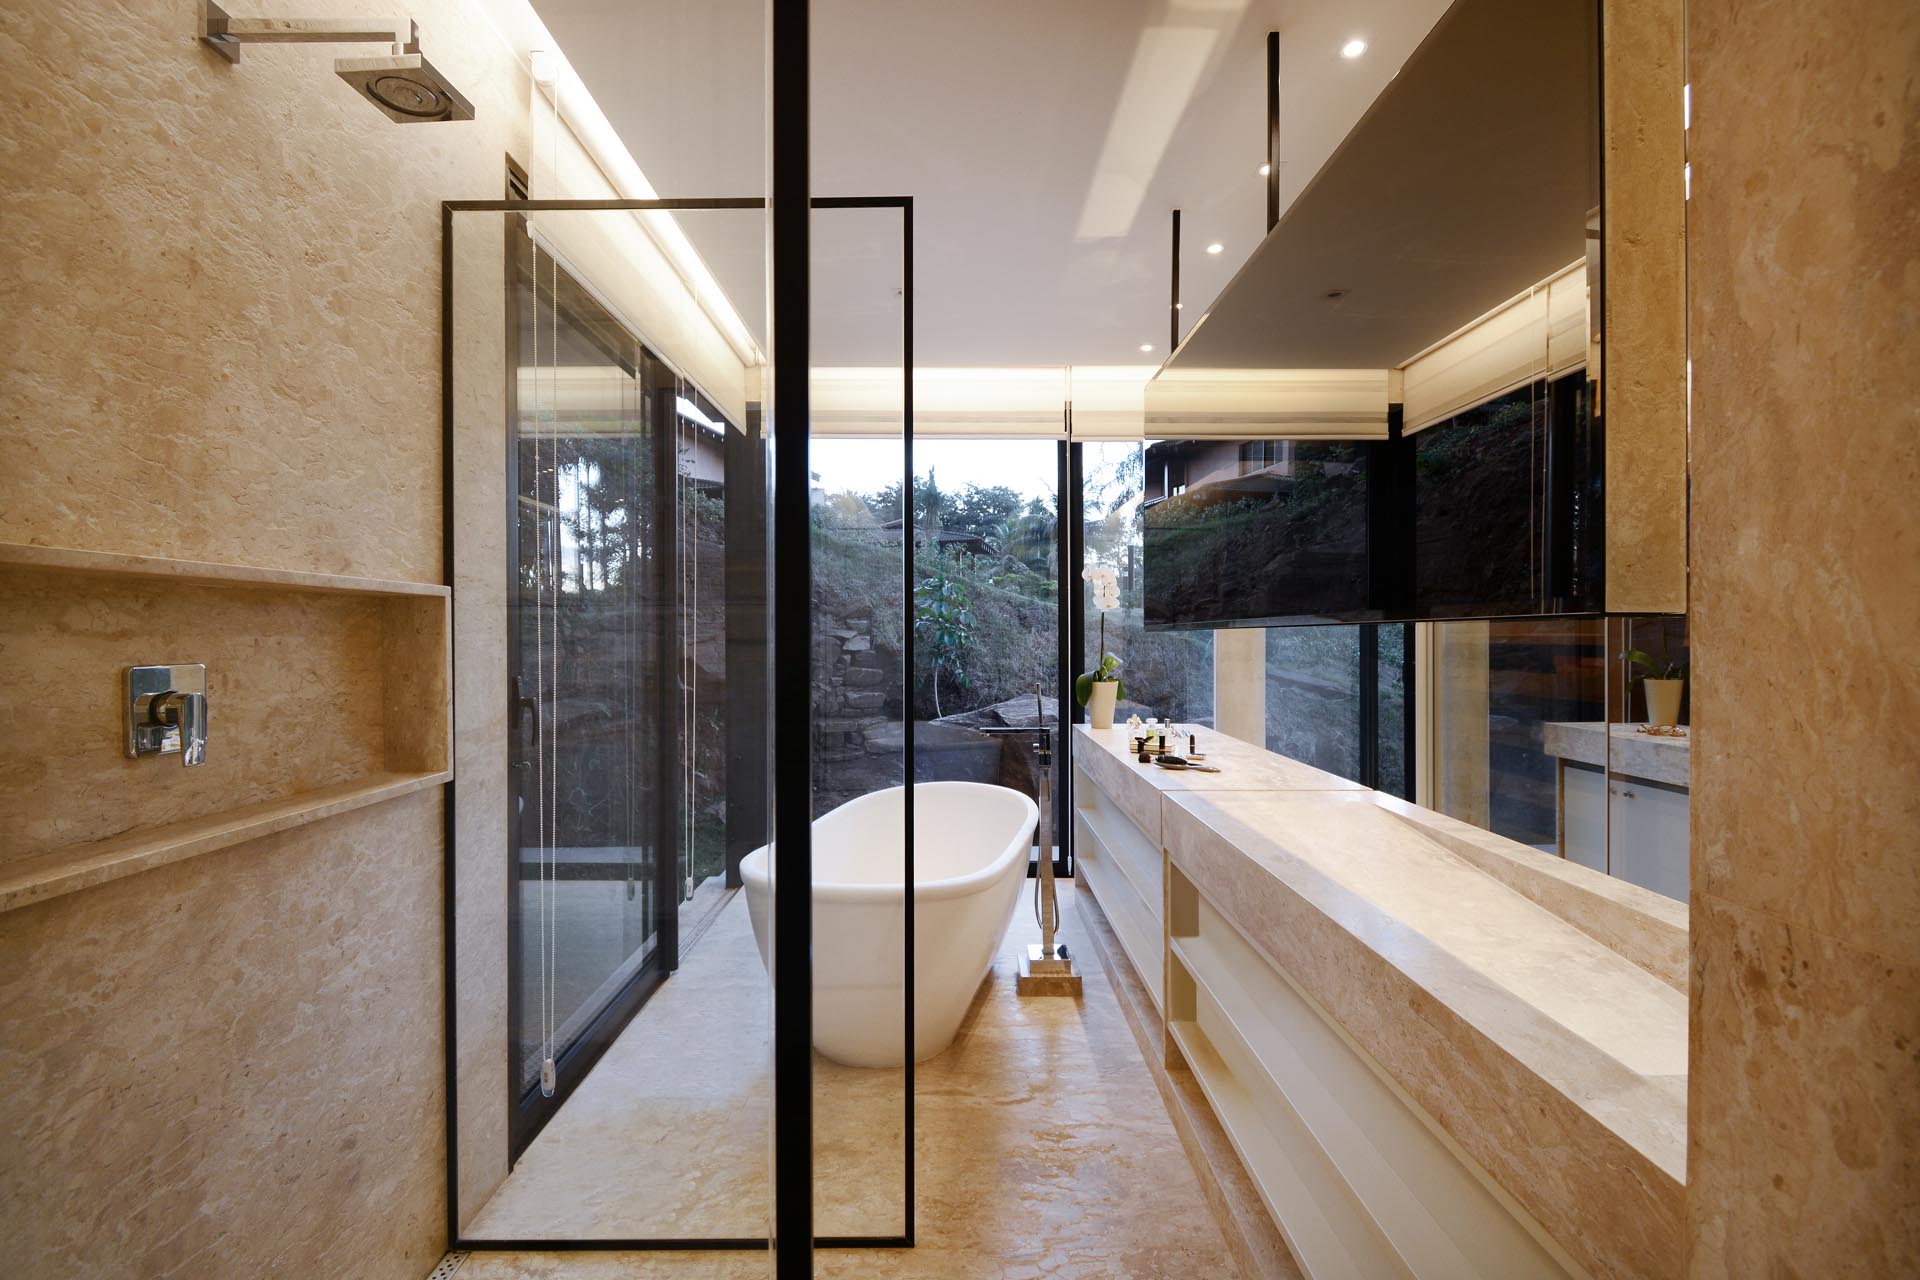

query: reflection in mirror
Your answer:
[1423,612,1692,903]
[1601,615,1691,902]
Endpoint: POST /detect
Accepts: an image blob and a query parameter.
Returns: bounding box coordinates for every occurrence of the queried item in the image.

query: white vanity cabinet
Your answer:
[1546,722,1691,902]
[1069,724,1688,1280]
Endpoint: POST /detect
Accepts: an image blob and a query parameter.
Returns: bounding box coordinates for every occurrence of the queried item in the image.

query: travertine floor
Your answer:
[459,882,1238,1278]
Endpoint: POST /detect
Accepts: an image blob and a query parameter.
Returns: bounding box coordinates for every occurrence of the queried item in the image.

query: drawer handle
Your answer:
[1610,786,1637,799]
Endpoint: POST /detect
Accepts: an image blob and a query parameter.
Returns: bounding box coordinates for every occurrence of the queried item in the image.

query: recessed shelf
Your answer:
[0,540,449,598]
[1169,1017,1384,1280]
[1,542,451,904]
[1074,792,1163,911]
[0,770,450,914]
[1072,811,1163,1012]
[1171,903,1574,1279]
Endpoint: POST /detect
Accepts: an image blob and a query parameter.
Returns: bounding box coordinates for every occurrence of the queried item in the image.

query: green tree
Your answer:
[913,554,975,717]
[988,495,1057,575]
[946,484,1024,543]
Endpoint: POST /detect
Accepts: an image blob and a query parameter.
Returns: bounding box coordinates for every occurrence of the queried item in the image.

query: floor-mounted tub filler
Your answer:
[740,781,1037,1067]
[980,707,1082,997]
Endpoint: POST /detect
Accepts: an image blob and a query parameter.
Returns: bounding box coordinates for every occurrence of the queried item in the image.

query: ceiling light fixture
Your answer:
[1140,343,1155,353]
[1206,242,1224,255]
[1341,38,1368,59]
[1258,162,1271,176]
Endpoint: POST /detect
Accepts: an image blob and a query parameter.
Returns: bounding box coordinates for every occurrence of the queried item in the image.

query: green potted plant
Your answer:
[1075,565,1125,729]
[1622,646,1688,727]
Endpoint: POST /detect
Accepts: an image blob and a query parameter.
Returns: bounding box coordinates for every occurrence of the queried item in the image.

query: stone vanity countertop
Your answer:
[1163,789,1687,1280]
[1074,722,1363,837]
[1543,720,1692,788]
[1078,721,1367,791]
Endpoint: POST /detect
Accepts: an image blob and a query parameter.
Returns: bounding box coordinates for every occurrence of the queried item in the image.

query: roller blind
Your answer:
[1142,368,1392,440]
[809,367,1069,438]
[1402,260,1588,432]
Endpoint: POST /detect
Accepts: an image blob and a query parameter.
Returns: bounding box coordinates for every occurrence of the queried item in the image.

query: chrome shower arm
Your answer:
[201,3,408,64]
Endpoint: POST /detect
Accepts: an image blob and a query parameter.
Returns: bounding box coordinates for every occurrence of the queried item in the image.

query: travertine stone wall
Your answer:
[1686,0,1920,1273]
[0,0,525,582]
[0,1,535,1275]
[448,209,513,1229]
[0,792,445,1279]
[1602,0,1689,615]
[1211,627,1266,747]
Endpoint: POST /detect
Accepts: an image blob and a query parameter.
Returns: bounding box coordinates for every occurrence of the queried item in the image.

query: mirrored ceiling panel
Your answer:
[1159,0,1599,376]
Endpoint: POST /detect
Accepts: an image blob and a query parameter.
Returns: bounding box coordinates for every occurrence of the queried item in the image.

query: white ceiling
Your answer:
[530,0,1454,367]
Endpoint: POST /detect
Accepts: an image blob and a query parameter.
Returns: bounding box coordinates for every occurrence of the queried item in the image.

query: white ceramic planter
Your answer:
[1643,678,1684,727]
[1087,680,1119,730]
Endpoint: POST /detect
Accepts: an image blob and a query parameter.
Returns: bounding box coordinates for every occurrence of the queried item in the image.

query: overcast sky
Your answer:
[807,438,1060,503]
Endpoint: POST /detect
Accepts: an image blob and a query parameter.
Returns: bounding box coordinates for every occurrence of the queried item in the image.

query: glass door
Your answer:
[506,228,677,1157]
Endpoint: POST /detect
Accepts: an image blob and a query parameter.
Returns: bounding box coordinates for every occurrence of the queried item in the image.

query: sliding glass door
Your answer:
[506,230,678,1156]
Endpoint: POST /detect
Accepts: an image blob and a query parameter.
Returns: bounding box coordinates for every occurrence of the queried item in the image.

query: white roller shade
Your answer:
[1402,260,1587,431]
[513,365,636,419]
[1143,368,1392,439]
[810,367,1069,438]
[1546,263,1590,376]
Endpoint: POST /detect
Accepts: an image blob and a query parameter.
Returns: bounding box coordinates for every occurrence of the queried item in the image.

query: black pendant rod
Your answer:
[1170,208,1181,352]
[1266,30,1281,232]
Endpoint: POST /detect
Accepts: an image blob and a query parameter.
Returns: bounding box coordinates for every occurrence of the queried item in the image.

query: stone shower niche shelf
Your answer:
[0,541,452,910]
[0,770,450,913]
[0,541,451,598]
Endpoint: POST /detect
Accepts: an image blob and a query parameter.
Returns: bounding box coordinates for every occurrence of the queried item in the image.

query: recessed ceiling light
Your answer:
[1139,343,1154,353]
[1258,162,1271,176]
[1206,242,1224,255]
[1341,38,1368,59]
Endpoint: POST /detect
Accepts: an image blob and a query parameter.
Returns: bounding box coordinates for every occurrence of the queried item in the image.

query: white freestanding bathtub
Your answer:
[739,781,1038,1068]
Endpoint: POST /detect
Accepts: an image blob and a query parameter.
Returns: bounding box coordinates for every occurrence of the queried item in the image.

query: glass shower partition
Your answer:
[448,200,780,1251]
[808,200,915,1244]
[447,196,918,1260]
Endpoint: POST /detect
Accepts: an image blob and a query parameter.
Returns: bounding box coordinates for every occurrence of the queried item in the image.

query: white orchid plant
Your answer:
[1075,565,1125,706]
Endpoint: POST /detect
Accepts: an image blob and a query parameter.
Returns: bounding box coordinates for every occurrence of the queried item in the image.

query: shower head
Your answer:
[335,49,474,123]
[199,4,473,124]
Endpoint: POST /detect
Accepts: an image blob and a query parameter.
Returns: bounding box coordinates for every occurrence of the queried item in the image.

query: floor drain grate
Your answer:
[425,1253,467,1280]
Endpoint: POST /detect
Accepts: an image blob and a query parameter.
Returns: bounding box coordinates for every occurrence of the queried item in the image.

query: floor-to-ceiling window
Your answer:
[809,435,1063,846]
[1080,439,1213,724]
[1264,627,1363,778]
[1261,623,1412,796]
